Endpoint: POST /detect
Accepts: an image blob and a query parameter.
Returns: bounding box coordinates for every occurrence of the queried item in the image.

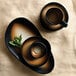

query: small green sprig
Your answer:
[9,35,22,48]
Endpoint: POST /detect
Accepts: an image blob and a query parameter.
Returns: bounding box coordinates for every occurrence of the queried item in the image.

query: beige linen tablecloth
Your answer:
[0,0,76,76]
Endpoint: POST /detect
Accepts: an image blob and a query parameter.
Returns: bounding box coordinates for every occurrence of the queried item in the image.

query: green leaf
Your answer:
[9,35,22,48]
[9,41,16,46]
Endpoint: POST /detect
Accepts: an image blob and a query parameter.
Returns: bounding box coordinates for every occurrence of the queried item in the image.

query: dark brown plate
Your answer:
[5,17,54,74]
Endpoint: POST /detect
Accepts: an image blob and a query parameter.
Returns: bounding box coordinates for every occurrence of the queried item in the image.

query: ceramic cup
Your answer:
[40,2,69,31]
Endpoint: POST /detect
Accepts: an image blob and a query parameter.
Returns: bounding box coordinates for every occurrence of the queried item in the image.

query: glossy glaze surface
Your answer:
[40,2,69,31]
[5,17,54,74]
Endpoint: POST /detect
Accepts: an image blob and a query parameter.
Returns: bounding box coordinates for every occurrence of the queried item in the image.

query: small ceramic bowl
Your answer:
[22,36,54,74]
[40,2,69,31]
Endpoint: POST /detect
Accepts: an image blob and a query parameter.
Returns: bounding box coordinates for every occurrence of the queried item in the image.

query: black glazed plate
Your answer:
[5,17,54,74]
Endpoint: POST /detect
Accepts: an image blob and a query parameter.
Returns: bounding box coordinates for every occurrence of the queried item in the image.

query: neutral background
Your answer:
[0,0,76,76]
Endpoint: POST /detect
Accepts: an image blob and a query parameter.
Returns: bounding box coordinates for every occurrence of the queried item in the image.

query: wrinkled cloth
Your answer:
[0,0,76,76]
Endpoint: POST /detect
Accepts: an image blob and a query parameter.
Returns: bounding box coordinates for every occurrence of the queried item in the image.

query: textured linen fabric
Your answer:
[0,0,76,76]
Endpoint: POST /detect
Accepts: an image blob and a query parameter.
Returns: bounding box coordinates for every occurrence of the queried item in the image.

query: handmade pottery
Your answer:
[40,2,69,31]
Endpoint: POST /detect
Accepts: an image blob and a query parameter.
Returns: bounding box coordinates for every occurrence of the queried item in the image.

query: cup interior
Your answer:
[46,8,63,25]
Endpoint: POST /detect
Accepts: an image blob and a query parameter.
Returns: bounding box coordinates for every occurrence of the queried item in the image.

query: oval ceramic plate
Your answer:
[5,17,54,74]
